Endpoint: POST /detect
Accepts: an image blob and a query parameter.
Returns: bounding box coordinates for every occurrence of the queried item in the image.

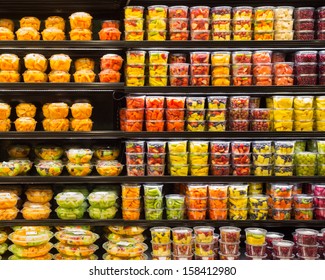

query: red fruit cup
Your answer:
[145,108,164,121]
[126,164,145,176]
[252,50,272,64]
[251,120,272,131]
[169,53,187,64]
[232,51,252,64]
[229,109,249,120]
[210,164,231,176]
[232,164,251,176]
[191,75,210,86]
[169,18,188,31]
[295,63,317,75]
[125,108,144,121]
[295,228,318,245]
[245,242,267,256]
[219,226,241,243]
[170,30,189,41]
[295,30,315,40]
[297,243,319,258]
[169,63,189,76]
[168,6,189,19]
[190,6,210,19]
[219,240,240,255]
[233,75,252,86]
[211,6,232,20]
[125,140,145,153]
[210,141,230,153]
[232,153,251,165]
[273,62,294,75]
[146,153,166,165]
[294,19,315,31]
[251,109,271,120]
[147,164,165,176]
[169,75,189,86]
[190,64,210,76]
[146,141,166,154]
[266,232,284,247]
[318,31,325,40]
[191,30,210,41]
[253,75,273,86]
[232,6,253,20]
[102,20,120,29]
[272,240,294,257]
[210,153,231,165]
[190,19,210,31]
[209,208,228,220]
[295,51,317,63]
[313,197,325,208]
[190,52,210,64]
[318,7,325,19]
[146,96,164,109]
[218,252,240,260]
[296,74,317,86]
[231,141,251,154]
[314,208,325,219]
[232,63,252,76]
[126,95,145,109]
[229,120,249,131]
[173,243,192,256]
[166,96,186,109]
[319,63,325,75]
[294,7,315,20]
[125,152,145,165]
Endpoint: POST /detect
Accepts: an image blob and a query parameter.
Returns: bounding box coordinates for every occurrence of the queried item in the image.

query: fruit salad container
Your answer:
[210,153,230,165]
[190,6,210,19]
[219,226,241,242]
[274,6,294,20]
[193,226,214,243]
[168,6,189,18]
[294,51,317,63]
[211,6,231,20]
[126,51,146,64]
[272,208,291,220]
[245,242,267,257]
[232,6,253,20]
[248,208,268,220]
[274,141,295,154]
[210,164,231,175]
[294,7,315,20]
[252,153,273,165]
[187,208,206,220]
[294,208,314,220]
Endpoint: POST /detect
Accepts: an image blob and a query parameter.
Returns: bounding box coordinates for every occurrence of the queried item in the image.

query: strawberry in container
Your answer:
[233,75,252,86]
[211,7,231,20]
[147,5,168,19]
[232,51,252,64]
[147,141,166,154]
[190,64,210,76]
[126,153,145,165]
[229,96,251,109]
[169,63,189,76]
[229,108,249,120]
[211,141,230,154]
[252,50,272,64]
[210,153,230,165]
[191,75,210,86]
[190,52,210,64]
[166,97,186,109]
[169,6,188,18]
[170,31,189,41]
[229,120,249,131]
[251,109,271,120]
[98,28,121,41]
[169,19,188,31]
[147,153,166,165]
[190,6,210,19]
[191,31,210,41]
[232,153,251,165]
[210,164,230,175]
[190,19,210,31]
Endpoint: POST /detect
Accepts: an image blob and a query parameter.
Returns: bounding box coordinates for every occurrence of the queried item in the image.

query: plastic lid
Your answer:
[107,233,145,244]
[171,227,193,234]
[35,160,63,168]
[55,192,85,202]
[295,228,318,235]
[96,160,123,167]
[272,240,294,246]
[88,191,117,202]
[103,241,148,255]
[55,229,99,245]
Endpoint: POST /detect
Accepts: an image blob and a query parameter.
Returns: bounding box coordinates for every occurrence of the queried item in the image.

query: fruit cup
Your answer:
[211,6,231,20]
[147,164,165,176]
[209,208,228,220]
[172,227,192,244]
[169,164,189,176]
[248,208,268,220]
[208,184,228,198]
[151,241,171,256]
[147,5,168,19]
[219,226,241,242]
[272,208,292,220]
[190,6,210,19]
[210,164,231,175]
[150,227,171,244]
[294,208,314,220]
[210,153,230,165]
[245,242,267,256]
[194,226,214,243]
[124,6,144,19]
[187,208,207,220]
[126,51,146,64]
[165,109,185,120]
[149,51,169,64]
[166,97,186,109]
[233,6,253,20]
[168,6,189,18]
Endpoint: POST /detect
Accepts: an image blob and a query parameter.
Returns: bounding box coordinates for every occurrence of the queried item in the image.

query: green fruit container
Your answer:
[143,184,163,197]
[165,194,185,209]
[295,164,317,176]
[166,208,185,220]
[294,140,307,152]
[145,208,164,220]
[295,152,317,165]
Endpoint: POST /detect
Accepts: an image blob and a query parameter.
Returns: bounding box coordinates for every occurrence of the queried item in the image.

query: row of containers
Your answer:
[124,50,325,87]
[123,5,325,41]
[120,95,325,132]
[1,226,324,260]
[1,182,324,221]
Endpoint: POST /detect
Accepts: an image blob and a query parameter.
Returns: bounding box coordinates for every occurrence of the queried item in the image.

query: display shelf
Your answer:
[1,131,325,140]
[125,86,325,94]
[0,176,324,184]
[1,219,324,228]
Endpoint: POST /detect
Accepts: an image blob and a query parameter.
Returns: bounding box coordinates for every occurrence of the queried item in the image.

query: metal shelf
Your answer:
[1,219,324,228]
[0,176,324,184]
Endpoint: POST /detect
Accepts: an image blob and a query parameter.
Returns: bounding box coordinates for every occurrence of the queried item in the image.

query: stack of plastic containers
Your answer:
[124,6,145,41]
[69,12,92,41]
[273,61,294,86]
[219,226,241,260]
[190,51,210,86]
[320,52,325,85]
[229,96,250,131]
[125,50,146,87]
[252,141,273,177]
[69,102,93,133]
[99,54,122,84]
[295,228,320,260]
[121,184,141,220]
[48,54,71,83]
[231,141,251,176]
[265,232,284,259]
[295,51,318,86]
[274,141,295,176]
[148,51,169,87]
[22,186,53,220]
[165,96,186,131]
[295,152,317,176]
[252,50,273,86]
[55,191,86,219]
[317,7,325,39]
[232,6,253,41]
[145,96,165,132]
[248,194,268,220]
[313,183,325,220]
[206,96,228,131]
[146,141,166,176]
[23,53,47,84]
[317,141,325,175]
[316,96,325,130]
[146,5,168,41]
[232,51,252,87]
[190,6,210,41]
[210,141,231,175]
[65,148,93,177]
[208,184,228,220]
[8,227,53,260]
[211,6,231,41]
[293,194,314,220]
[103,225,147,260]
[150,227,172,260]
[165,194,185,220]
[269,183,293,220]
[194,226,215,260]
[274,6,294,40]
[186,184,207,220]
[228,184,249,220]
[16,16,40,41]
[87,190,118,220]
[168,6,189,41]
[188,141,209,176]
[245,228,267,260]
[99,19,121,41]
[172,227,193,260]
[0,53,20,83]
[168,140,188,176]
[169,54,189,86]
[55,228,99,260]
[0,192,19,221]
[0,230,8,257]
[272,96,294,131]
[211,51,231,86]
[294,7,315,40]
[125,96,145,132]
[144,184,164,220]
[42,102,69,132]
[253,6,275,41]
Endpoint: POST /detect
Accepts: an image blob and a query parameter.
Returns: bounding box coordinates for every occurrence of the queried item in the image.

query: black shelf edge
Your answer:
[0,176,324,184]
[1,131,325,140]
[125,86,325,94]
[0,219,324,228]
[0,83,124,91]
[125,40,325,50]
